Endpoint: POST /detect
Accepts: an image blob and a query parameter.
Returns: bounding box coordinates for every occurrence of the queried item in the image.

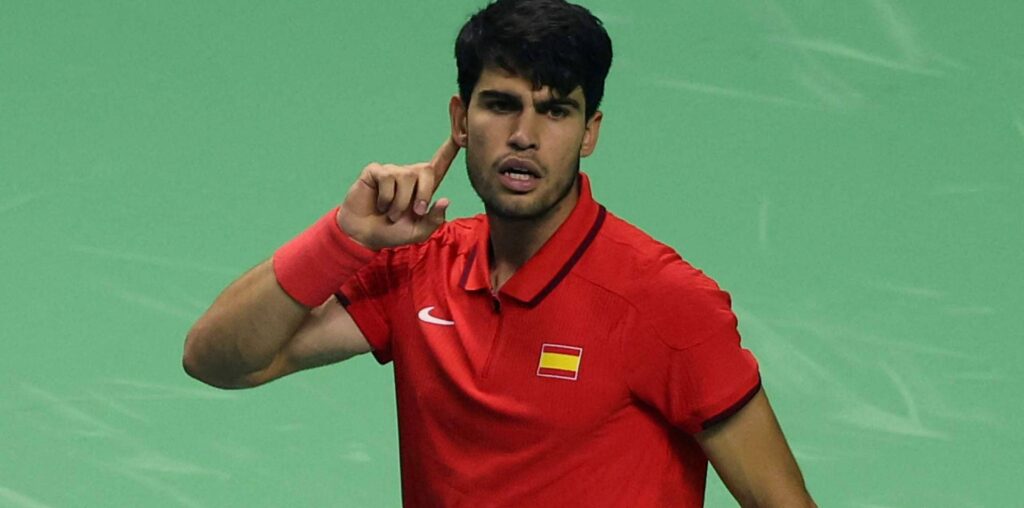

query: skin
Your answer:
[184,64,815,507]
[449,65,603,288]
[698,388,818,507]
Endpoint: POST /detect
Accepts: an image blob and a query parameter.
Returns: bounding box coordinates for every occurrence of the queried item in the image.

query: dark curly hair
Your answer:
[454,0,613,121]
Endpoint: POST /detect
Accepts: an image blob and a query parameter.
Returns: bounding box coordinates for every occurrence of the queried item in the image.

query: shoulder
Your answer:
[580,210,737,349]
[425,214,484,251]
[376,214,484,267]
[581,210,724,296]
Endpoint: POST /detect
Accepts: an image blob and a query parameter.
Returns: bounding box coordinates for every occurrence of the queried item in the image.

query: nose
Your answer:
[507,110,540,151]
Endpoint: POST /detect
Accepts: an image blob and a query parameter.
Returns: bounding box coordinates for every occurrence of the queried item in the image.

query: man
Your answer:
[184,0,817,505]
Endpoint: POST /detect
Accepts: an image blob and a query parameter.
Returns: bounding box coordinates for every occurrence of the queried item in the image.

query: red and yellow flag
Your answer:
[536,344,583,380]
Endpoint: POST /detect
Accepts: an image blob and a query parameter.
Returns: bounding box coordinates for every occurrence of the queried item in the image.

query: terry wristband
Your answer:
[272,206,378,308]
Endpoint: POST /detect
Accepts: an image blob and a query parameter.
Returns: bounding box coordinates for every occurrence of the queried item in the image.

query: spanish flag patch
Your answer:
[536,344,583,381]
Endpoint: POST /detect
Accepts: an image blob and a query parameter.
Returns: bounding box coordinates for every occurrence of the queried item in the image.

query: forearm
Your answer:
[183,258,308,387]
[184,207,379,387]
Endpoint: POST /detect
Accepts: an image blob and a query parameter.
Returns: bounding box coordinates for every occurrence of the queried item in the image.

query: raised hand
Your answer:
[337,136,461,250]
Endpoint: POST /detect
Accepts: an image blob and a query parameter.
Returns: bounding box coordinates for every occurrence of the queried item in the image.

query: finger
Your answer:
[374,171,396,213]
[351,162,385,215]
[428,136,460,183]
[387,170,416,222]
[425,197,450,227]
[412,165,436,216]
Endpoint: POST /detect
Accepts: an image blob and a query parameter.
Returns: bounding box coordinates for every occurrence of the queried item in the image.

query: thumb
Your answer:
[425,197,450,228]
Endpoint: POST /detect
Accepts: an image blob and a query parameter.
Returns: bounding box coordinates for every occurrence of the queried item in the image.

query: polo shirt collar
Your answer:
[459,171,607,306]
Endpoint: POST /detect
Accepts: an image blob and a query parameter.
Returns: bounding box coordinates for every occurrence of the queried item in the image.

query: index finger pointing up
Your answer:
[429,135,461,182]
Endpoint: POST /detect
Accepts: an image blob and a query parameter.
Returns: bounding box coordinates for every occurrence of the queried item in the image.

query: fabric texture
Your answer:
[272,206,377,308]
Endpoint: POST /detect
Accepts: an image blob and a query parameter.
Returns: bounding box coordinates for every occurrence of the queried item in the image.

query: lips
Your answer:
[496,157,542,192]
[498,157,542,178]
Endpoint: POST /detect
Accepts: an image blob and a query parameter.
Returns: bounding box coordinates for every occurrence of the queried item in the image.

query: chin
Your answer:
[485,199,553,221]
[480,179,577,221]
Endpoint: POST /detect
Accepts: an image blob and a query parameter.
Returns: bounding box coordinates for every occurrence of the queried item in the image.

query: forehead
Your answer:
[474,66,585,102]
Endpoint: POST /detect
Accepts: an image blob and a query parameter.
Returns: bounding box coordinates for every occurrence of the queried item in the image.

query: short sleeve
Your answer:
[335,248,407,365]
[622,263,761,435]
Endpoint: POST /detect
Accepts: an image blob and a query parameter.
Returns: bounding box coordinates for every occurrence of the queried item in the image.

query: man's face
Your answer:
[450,66,603,221]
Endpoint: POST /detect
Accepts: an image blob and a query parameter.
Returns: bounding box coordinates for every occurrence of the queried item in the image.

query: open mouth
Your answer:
[500,167,538,180]
[498,157,542,178]
[497,161,542,192]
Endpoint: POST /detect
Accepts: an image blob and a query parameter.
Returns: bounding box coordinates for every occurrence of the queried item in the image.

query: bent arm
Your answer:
[182,258,370,389]
[695,387,817,508]
[182,137,459,388]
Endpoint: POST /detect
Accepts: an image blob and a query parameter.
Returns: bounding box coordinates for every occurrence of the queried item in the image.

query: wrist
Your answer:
[334,207,378,251]
[272,206,378,308]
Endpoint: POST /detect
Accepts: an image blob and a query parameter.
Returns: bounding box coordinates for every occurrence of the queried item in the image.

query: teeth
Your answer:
[507,172,532,181]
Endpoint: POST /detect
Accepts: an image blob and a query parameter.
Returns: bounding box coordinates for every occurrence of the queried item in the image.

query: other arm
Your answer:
[695,387,817,507]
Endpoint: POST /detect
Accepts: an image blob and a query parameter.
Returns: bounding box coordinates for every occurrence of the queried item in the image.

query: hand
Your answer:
[337,136,460,250]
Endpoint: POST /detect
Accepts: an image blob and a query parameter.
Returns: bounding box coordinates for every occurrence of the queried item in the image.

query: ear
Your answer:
[580,110,603,158]
[449,94,469,148]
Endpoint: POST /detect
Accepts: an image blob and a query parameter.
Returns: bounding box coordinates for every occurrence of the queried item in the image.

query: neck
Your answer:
[488,180,580,291]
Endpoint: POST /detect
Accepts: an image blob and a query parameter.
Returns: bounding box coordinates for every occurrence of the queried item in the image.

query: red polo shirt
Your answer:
[336,172,761,506]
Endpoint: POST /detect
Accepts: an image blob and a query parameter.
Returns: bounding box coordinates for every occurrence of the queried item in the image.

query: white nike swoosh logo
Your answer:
[418,306,455,326]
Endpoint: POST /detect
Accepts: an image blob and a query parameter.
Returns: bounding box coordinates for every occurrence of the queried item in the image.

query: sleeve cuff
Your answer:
[699,376,763,432]
[334,292,393,365]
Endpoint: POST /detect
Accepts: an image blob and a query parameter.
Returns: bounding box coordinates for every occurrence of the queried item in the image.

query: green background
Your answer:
[2,0,1021,506]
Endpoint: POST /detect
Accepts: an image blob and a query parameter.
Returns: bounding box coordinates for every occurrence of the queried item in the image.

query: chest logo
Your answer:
[418,306,455,326]
[536,344,583,381]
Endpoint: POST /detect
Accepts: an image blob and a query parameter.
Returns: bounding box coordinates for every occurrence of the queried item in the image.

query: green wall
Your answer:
[2,1,1021,506]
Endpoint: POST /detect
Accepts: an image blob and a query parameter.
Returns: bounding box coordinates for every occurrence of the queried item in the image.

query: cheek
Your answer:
[464,129,489,170]
[467,116,498,142]
[553,129,586,163]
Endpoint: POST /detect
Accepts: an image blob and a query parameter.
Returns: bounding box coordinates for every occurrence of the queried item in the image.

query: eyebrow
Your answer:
[478,89,581,112]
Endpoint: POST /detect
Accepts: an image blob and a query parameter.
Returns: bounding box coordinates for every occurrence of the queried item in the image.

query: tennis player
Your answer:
[184,0,817,505]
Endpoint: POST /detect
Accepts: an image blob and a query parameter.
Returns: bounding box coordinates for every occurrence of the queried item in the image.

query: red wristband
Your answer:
[272,207,378,308]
